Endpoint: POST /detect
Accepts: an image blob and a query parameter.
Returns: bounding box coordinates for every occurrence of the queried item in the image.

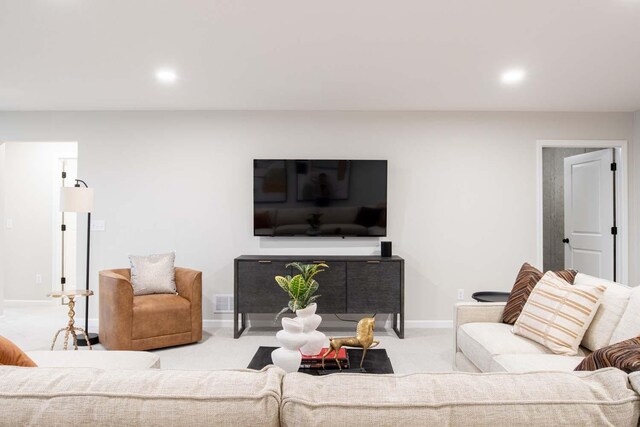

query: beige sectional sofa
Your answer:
[1,365,639,426]
[454,273,640,373]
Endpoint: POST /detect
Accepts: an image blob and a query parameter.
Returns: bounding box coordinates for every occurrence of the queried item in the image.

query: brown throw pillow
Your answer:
[501,263,577,324]
[575,337,640,373]
[0,336,37,367]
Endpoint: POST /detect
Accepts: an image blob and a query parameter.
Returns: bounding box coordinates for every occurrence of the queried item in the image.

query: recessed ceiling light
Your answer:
[501,68,525,85]
[155,68,178,84]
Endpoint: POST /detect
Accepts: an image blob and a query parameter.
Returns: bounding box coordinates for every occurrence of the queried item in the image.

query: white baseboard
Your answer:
[203,319,233,327]
[404,320,453,329]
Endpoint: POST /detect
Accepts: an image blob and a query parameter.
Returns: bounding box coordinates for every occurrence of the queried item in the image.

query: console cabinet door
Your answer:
[347,261,401,313]
[237,261,291,313]
[303,261,346,314]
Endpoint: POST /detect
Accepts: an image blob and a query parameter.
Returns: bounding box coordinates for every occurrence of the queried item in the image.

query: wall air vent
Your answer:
[214,294,233,313]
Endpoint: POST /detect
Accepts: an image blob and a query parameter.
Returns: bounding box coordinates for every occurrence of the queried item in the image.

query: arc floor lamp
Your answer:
[60,179,99,346]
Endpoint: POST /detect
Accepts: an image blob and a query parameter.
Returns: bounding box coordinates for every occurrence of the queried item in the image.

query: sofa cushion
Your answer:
[0,366,283,427]
[501,263,576,325]
[254,210,273,229]
[490,354,585,373]
[319,224,367,235]
[132,294,191,339]
[26,350,160,370]
[274,224,310,235]
[0,336,37,367]
[281,368,639,427]
[367,225,386,236]
[354,207,383,227]
[457,323,588,372]
[575,337,640,373]
[454,352,482,372]
[610,285,640,345]
[513,271,605,355]
[575,273,631,351]
[274,207,316,226]
[318,206,358,224]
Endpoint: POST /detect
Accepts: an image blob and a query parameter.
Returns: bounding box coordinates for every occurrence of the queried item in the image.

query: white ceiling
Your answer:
[1,0,639,111]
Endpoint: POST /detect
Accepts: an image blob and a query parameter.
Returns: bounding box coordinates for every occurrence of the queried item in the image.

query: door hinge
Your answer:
[60,277,66,284]
[61,224,66,231]
[62,171,67,178]
[611,226,618,235]
[611,162,617,171]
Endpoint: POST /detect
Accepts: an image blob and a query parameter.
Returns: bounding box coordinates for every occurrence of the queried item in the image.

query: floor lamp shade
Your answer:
[60,187,94,213]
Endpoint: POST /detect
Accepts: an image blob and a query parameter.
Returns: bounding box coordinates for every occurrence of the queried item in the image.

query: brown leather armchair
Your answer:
[99,267,202,351]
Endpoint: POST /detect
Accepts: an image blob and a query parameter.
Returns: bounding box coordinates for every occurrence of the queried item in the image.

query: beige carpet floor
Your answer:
[0,303,453,374]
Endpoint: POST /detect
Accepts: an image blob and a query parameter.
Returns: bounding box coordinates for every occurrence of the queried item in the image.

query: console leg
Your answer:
[234,311,239,339]
[235,313,247,339]
[392,313,404,339]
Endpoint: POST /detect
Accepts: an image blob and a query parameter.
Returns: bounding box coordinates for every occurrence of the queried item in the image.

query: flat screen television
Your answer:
[254,159,387,237]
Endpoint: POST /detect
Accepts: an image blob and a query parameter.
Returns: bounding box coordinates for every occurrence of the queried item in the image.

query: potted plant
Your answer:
[274,262,329,356]
[274,262,328,319]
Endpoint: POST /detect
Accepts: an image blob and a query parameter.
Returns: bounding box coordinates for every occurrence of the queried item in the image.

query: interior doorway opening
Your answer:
[537,140,628,284]
[0,142,78,302]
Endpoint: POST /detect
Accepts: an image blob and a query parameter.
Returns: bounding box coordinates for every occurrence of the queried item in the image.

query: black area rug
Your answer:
[247,346,394,375]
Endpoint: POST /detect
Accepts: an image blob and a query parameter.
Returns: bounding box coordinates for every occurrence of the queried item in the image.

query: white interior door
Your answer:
[563,149,615,280]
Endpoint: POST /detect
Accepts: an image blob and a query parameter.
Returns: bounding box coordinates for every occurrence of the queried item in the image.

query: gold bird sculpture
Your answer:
[321,317,380,369]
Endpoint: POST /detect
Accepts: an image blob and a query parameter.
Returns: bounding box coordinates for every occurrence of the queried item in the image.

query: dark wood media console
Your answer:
[233,255,404,338]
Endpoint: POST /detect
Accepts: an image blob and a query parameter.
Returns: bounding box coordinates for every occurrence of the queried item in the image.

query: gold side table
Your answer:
[48,290,94,351]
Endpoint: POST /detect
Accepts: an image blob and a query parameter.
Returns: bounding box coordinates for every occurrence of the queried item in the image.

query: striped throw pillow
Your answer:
[575,337,640,373]
[502,263,577,325]
[512,271,606,355]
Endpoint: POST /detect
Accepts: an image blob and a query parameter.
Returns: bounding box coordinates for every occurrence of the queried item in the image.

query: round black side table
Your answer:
[471,291,510,303]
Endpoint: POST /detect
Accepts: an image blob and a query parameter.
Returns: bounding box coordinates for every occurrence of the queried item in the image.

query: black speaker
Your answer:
[381,241,392,257]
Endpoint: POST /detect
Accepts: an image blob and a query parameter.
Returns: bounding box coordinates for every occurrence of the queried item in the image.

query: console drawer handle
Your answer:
[258,260,272,264]
[313,260,326,264]
[367,260,381,264]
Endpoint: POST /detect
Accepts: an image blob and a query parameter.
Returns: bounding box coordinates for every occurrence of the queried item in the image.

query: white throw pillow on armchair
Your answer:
[128,252,177,296]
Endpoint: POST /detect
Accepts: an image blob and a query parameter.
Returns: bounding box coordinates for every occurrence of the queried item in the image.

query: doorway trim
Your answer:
[536,140,628,284]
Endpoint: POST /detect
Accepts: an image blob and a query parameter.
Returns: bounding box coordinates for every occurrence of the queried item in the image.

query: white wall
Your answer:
[633,110,640,286]
[1,142,77,300]
[0,144,5,316]
[0,111,635,322]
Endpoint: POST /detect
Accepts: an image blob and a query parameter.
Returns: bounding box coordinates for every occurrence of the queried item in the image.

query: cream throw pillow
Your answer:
[575,273,631,351]
[513,271,606,355]
[128,252,177,296]
[610,285,640,345]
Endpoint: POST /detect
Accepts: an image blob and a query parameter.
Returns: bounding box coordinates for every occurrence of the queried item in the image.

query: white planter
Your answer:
[296,303,327,356]
[271,317,307,373]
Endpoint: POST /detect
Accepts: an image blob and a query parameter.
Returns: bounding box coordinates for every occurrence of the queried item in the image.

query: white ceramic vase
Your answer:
[271,317,307,373]
[296,303,327,356]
